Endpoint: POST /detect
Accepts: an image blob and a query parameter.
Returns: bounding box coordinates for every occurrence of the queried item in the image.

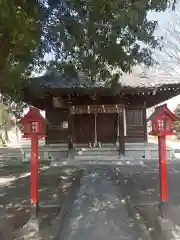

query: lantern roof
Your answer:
[17,106,45,124]
[147,104,178,122]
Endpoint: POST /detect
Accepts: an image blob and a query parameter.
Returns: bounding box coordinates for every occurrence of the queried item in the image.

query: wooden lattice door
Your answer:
[74,114,94,143]
[96,114,117,143]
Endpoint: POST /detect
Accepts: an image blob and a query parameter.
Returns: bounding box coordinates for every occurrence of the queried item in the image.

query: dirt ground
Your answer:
[0,165,82,240]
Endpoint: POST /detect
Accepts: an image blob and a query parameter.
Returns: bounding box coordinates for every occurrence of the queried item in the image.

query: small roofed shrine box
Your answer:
[17,106,46,139]
[147,104,178,136]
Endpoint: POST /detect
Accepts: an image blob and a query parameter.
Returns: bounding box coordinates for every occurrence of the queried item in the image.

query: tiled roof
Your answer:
[147,104,177,121]
[147,105,165,121]
[29,70,90,89]
[119,68,180,88]
[29,68,180,89]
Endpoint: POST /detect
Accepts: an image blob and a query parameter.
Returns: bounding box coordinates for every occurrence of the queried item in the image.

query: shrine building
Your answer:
[22,70,180,155]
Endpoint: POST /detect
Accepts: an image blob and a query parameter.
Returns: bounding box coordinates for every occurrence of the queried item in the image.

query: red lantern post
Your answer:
[158,134,168,215]
[147,104,178,217]
[17,107,46,221]
[31,135,39,210]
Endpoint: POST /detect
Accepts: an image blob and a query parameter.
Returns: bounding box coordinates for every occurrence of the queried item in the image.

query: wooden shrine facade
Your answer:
[21,71,180,153]
[46,101,147,146]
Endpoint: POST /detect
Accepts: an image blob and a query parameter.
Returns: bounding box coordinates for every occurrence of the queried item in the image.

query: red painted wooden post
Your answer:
[158,136,168,203]
[17,107,46,230]
[31,135,39,208]
[147,104,179,217]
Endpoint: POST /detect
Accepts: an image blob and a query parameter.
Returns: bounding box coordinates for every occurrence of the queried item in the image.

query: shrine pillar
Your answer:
[68,97,74,158]
[143,102,148,142]
[118,107,125,155]
[116,113,120,146]
[93,112,98,147]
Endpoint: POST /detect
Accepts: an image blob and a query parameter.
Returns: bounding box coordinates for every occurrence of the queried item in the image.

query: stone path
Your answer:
[116,162,180,240]
[58,170,141,240]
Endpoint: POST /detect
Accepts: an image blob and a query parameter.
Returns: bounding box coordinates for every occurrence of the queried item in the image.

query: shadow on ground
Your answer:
[111,162,180,240]
[2,163,180,240]
[0,165,82,240]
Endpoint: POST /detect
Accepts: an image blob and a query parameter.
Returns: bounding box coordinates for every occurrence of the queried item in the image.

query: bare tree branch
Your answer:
[154,4,180,76]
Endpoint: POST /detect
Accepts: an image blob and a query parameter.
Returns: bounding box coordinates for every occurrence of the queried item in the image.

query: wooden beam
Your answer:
[67,95,74,158]
[68,111,74,158]
[143,102,148,142]
[52,97,67,108]
[119,109,125,155]
[71,104,124,114]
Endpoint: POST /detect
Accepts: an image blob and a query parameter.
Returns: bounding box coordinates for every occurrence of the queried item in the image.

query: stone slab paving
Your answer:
[57,169,142,240]
[114,161,180,239]
[13,166,83,240]
[3,161,180,239]
[0,166,82,239]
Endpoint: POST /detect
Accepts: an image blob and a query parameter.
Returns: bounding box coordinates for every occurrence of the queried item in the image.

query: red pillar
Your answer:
[31,135,39,206]
[158,135,168,203]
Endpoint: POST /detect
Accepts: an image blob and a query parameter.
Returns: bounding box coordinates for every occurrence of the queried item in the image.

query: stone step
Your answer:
[0,154,22,159]
[76,150,119,156]
[0,142,174,163]
[75,155,132,160]
[75,155,175,161]
[0,151,22,155]
[7,142,171,149]
[50,157,145,167]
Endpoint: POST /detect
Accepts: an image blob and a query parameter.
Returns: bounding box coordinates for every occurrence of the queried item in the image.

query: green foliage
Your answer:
[0,0,178,96]
[0,0,46,94]
[0,94,26,145]
[0,102,15,145]
[173,104,180,134]
[175,104,180,116]
[44,0,177,86]
[2,94,26,118]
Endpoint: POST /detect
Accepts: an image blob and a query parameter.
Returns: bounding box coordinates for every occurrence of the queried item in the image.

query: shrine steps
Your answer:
[76,148,119,156]
[75,143,174,160]
[0,142,175,165]
[52,156,142,167]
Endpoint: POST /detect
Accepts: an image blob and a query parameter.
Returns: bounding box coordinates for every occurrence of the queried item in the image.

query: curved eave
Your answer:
[22,82,180,109]
[145,86,180,108]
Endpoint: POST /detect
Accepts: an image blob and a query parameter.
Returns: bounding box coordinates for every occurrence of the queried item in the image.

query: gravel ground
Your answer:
[56,167,144,240]
[0,166,82,240]
[1,161,180,240]
[113,161,180,240]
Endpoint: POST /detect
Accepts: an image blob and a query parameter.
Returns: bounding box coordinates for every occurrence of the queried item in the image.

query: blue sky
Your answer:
[149,9,172,23]
[148,9,173,36]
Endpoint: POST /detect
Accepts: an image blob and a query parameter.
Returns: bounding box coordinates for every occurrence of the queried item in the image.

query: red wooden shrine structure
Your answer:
[148,104,178,216]
[17,107,46,216]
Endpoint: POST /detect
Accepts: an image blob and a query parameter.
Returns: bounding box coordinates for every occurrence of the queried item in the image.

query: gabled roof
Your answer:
[29,70,90,89]
[23,68,180,109]
[147,104,178,122]
[119,69,180,88]
[18,107,45,124]
[28,68,180,89]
